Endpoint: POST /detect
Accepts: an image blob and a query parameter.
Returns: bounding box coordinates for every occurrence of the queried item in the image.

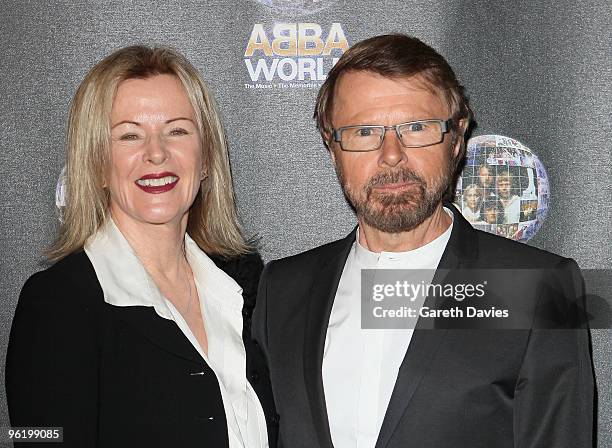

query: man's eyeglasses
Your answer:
[332,119,452,152]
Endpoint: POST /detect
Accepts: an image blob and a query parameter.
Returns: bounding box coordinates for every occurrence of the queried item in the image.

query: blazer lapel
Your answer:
[375,204,478,448]
[78,251,205,365]
[112,305,204,365]
[303,229,357,448]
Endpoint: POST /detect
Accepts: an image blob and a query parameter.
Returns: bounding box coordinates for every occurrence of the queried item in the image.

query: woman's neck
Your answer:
[109,208,189,281]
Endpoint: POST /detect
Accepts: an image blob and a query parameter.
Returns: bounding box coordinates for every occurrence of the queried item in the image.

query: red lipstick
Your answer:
[135,172,179,194]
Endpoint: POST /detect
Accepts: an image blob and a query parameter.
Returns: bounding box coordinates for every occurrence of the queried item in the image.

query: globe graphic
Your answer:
[454,135,549,242]
[249,0,339,15]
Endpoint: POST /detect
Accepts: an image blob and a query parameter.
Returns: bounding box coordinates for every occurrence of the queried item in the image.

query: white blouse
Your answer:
[84,218,268,448]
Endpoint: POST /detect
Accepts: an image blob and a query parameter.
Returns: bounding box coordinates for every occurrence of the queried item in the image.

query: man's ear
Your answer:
[452,118,468,158]
[328,144,338,168]
[330,153,338,170]
[323,131,337,164]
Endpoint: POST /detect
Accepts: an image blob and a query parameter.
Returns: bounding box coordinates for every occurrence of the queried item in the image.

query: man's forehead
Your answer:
[335,71,440,99]
[331,70,448,122]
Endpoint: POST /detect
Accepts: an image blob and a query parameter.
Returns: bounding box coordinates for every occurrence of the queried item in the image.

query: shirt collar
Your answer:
[354,206,454,268]
[84,218,243,320]
[184,234,244,311]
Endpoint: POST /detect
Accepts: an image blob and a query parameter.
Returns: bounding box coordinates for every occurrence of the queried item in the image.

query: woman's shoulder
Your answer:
[209,252,264,293]
[25,250,94,286]
[20,251,102,309]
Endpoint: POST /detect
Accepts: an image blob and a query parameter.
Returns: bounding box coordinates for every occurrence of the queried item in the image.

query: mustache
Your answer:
[366,168,425,192]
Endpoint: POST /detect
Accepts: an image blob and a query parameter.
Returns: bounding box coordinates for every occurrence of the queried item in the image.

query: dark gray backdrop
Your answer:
[1,0,610,446]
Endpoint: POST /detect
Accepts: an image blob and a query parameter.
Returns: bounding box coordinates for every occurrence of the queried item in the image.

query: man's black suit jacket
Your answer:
[253,204,594,448]
[6,250,278,447]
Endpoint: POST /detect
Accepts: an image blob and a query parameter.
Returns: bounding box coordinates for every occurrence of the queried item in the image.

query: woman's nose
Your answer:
[144,135,168,165]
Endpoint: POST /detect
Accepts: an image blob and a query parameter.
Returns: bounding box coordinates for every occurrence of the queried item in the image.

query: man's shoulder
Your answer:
[472,228,569,268]
[266,232,354,276]
[263,223,573,273]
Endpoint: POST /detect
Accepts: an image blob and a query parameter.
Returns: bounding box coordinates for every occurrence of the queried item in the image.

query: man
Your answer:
[482,199,501,224]
[477,164,496,200]
[496,171,521,223]
[253,34,593,448]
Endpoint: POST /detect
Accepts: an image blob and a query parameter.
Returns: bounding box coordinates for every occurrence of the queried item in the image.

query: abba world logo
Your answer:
[244,23,348,88]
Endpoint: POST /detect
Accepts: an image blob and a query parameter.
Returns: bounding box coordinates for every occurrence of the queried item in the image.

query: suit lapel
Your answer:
[303,230,356,448]
[375,204,478,448]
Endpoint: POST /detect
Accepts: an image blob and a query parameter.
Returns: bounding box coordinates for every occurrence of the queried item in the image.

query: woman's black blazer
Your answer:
[6,250,278,447]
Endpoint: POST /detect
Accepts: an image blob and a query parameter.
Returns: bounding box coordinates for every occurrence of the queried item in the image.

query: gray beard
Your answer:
[338,165,450,234]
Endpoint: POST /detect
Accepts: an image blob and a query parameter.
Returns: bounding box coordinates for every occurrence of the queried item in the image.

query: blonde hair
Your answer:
[463,184,481,196]
[49,46,250,260]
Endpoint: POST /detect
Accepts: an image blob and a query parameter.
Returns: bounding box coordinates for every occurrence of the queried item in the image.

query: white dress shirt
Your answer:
[322,208,453,448]
[84,218,268,448]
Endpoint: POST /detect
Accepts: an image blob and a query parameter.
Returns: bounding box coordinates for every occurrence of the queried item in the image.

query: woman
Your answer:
[461,183,482,223]
[6,46,276,447]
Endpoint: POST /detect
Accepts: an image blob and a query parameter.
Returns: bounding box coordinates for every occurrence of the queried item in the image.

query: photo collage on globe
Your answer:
[454,135,549,242]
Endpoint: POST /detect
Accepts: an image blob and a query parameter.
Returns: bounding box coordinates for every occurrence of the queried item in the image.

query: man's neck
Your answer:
[357,203,452,253]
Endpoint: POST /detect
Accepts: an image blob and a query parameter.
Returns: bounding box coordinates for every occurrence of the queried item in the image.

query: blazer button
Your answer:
[249,371,260,383]
[196,415,217,422]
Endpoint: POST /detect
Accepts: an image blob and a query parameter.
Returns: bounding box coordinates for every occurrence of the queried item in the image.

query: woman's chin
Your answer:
[142,211,186,226]
[110,201,190,227]
[125,208,187,227]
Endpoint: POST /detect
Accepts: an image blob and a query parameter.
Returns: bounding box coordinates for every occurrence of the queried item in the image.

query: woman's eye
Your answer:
[119,133,139,141]
[357,128,372,137]
[169,128,189,136]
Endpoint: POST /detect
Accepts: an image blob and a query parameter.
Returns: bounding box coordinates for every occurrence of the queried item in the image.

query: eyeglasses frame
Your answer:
[331,118,453,152]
